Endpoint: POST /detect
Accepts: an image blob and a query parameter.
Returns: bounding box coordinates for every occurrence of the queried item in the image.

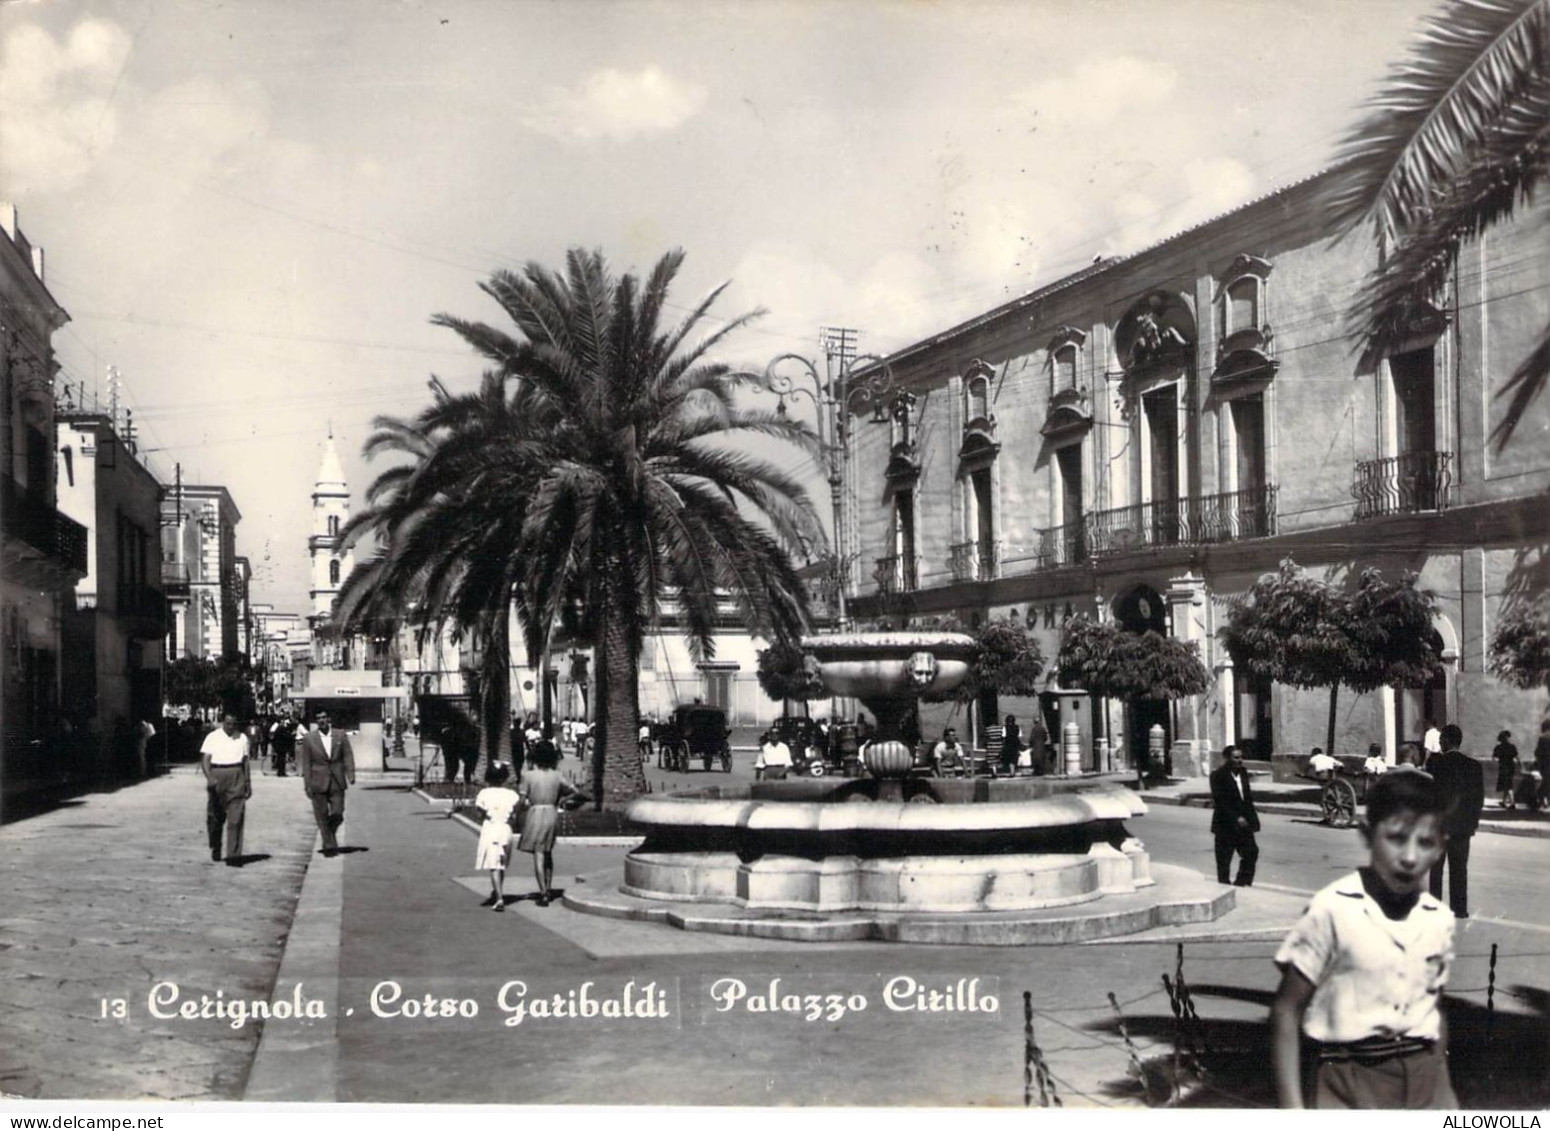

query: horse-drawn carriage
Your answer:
[653,704,733,773]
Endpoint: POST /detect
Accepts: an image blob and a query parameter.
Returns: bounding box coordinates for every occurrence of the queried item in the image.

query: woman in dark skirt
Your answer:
[1493,729,1519,806]
[517,738,589,906]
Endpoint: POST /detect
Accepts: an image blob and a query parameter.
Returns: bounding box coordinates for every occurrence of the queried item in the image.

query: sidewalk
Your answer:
[1116,774,1550,839]
[3,769,1545,1107]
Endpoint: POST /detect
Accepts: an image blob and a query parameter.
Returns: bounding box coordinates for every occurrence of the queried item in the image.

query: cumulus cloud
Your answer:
[1011,56,1178,132]
[521,65,708,141]
[0,18,133,193]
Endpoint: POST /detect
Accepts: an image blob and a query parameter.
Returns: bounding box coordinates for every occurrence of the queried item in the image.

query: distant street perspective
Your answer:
[2,0,1548,1115]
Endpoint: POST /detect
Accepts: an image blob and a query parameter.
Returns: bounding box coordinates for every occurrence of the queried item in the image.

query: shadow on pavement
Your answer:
[223,853,273,867]
[1089,982,1550,1108]
[320,846,369,856]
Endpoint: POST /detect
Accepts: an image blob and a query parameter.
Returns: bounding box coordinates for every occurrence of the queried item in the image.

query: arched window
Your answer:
[1226,276,1260,335]
[329,559,341,586]
[965,372,990,424]
[1053,344,1078,394]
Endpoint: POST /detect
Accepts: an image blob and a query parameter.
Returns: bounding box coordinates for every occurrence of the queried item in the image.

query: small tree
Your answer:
[755,640,826,718]
[1221,558,1442,754]
[1057,617,1208,777]
[1488,598,1550,691]
[164,656,255,718]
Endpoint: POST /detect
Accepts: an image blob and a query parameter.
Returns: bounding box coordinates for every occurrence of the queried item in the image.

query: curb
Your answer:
[1141,792,1550,839]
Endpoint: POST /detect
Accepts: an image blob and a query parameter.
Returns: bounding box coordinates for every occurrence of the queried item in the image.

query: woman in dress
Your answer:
[517,741,589,906]
[473,762,521,911]
[1492,729,1520,807]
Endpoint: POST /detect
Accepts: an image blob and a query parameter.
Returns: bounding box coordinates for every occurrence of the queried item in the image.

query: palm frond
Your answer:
[1327,0,1550,241]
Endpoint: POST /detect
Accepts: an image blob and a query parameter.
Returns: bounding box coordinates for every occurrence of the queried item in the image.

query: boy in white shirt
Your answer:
[1271,771,1456,1108]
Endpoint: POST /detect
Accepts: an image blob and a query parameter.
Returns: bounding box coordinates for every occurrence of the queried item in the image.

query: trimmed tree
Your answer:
[755,640,826,718]
[1221,558,1443,754]
[1488,598,1550,691]
[1056,616,1209,776]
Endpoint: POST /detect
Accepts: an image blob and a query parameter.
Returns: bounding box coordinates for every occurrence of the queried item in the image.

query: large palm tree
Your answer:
[1325,0,1550,448]
[418,248,822,805]
[334,372,546,773]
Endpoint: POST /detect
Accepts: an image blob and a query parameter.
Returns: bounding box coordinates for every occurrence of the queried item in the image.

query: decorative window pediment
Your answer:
[961,359,996,436]
[1214,255,1277,388]
[957,429,1001,470]
[1047,326,1088,353]
[1378,299,1451,355]
[1040,385,1093,439]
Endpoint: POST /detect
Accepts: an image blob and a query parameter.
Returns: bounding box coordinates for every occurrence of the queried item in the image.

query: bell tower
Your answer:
[308,427,354,629]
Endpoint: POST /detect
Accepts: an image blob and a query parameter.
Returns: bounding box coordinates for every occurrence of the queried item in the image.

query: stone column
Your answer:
[1165,571,1210,776]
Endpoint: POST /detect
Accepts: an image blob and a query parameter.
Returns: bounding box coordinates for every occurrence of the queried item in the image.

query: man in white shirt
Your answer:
[201,710,252,864]
[931,728,968,776]
[1422,721,1443,763]
[1307,748,1341,777]
[755,731,793,780]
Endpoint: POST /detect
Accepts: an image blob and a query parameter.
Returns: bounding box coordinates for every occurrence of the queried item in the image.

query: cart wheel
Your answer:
[1322,778,1359,828]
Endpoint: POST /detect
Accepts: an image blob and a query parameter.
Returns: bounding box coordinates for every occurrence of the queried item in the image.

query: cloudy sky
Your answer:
[2,0,1434,613]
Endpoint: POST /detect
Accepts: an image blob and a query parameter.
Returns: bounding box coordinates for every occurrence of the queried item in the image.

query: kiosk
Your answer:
[289,670,408,773]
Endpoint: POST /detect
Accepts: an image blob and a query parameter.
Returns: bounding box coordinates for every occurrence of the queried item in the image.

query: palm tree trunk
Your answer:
[593,571,646,808]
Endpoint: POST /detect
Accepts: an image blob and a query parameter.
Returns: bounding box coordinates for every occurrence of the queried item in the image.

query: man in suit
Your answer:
[297,710,355,854]
[1209,743,1260,886]
[1428,723,1484,917]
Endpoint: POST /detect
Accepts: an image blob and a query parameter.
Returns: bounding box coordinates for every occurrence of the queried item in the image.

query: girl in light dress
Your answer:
[518,741,589,906]
[473,762,521,911]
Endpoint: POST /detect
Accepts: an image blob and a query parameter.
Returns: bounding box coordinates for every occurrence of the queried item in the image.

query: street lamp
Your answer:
[756,349,900,629]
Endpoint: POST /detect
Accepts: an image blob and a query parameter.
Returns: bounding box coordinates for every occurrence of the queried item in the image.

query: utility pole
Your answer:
[820,327,859,626]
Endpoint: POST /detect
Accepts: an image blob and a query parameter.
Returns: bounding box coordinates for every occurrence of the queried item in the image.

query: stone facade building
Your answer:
[844,172,1550,773]
[160,483,242,661]
[1,205,88,808]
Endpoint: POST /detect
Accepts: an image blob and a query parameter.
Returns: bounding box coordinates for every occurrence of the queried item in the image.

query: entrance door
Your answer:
[1236,674,1273,760]
[1391,348,1438,510]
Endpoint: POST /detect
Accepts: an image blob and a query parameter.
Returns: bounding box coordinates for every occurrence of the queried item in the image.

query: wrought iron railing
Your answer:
[948,540,998,582]
[1033,521,1088,569]
[873,554,918,595]
[0,474,88,574]
[1086,486,1278,556]
[1352,451,1453,519]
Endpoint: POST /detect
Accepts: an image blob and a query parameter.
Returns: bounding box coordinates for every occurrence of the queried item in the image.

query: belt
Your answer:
[1316,1036,1436,1064]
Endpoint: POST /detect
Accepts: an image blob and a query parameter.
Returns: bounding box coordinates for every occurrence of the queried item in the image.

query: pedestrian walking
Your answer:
[200,710,252,865]
[134,717,156,780]
[473,762,521,911]
[1026,712,1049,775]
[269,714,295,777]
[1427,723,1483,917]
[1492,730,1519,807]
[999,715,1023,776]
[1270,771,1456,1109]
[1209,743,1260,886]
[297,711,356,855]
[517,740,589,906]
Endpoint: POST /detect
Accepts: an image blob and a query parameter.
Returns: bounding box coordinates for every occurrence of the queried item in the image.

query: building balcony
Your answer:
[1086,486,1278,556]
[1033,520,1088,570]
[948,539,998,583]
[117,583,168,638]
[1,474,88,577]
[873,554,919,595]
[1352,451,1453,519]
[160,563,191,597]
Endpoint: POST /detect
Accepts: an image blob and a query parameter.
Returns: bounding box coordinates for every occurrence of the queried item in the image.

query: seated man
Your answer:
[931,728,968,776]
[755,730,793,780]
[1306,746,1340,778]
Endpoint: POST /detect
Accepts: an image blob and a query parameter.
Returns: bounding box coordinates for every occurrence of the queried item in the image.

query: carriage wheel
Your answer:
[1322,778,1359,828]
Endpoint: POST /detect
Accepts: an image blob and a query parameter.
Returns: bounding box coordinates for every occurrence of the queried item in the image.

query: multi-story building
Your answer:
[55,412,166,773]
[161,483,242,661]
[1,205,89,808]
[844,172,1550,774]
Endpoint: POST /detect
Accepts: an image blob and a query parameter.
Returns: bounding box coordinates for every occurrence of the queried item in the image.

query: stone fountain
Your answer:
[580,632,1233,944]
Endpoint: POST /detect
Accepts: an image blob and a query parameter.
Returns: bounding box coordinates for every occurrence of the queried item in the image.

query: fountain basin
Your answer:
[622,779,1152,914]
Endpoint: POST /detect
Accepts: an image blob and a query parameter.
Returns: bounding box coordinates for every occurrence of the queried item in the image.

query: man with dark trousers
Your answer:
[1428,723,1484,917]
[1210,743,1260,886]
[297,710,355,854]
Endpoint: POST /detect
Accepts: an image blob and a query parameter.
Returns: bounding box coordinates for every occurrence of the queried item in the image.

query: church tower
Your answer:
[308,429,354,628]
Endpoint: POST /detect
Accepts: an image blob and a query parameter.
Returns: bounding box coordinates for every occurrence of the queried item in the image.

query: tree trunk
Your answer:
[1326,684,1339,757]
[593,581,647,809]
[478,602,512,782]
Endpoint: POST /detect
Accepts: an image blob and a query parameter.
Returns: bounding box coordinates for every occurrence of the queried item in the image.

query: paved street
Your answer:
[1,768,1546,1108]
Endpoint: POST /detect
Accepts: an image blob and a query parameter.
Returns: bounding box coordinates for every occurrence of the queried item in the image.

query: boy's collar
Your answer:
[1333,871,1446,913]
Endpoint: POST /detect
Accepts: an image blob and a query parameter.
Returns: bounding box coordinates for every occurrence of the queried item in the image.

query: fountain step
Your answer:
[564,862,1234,946]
